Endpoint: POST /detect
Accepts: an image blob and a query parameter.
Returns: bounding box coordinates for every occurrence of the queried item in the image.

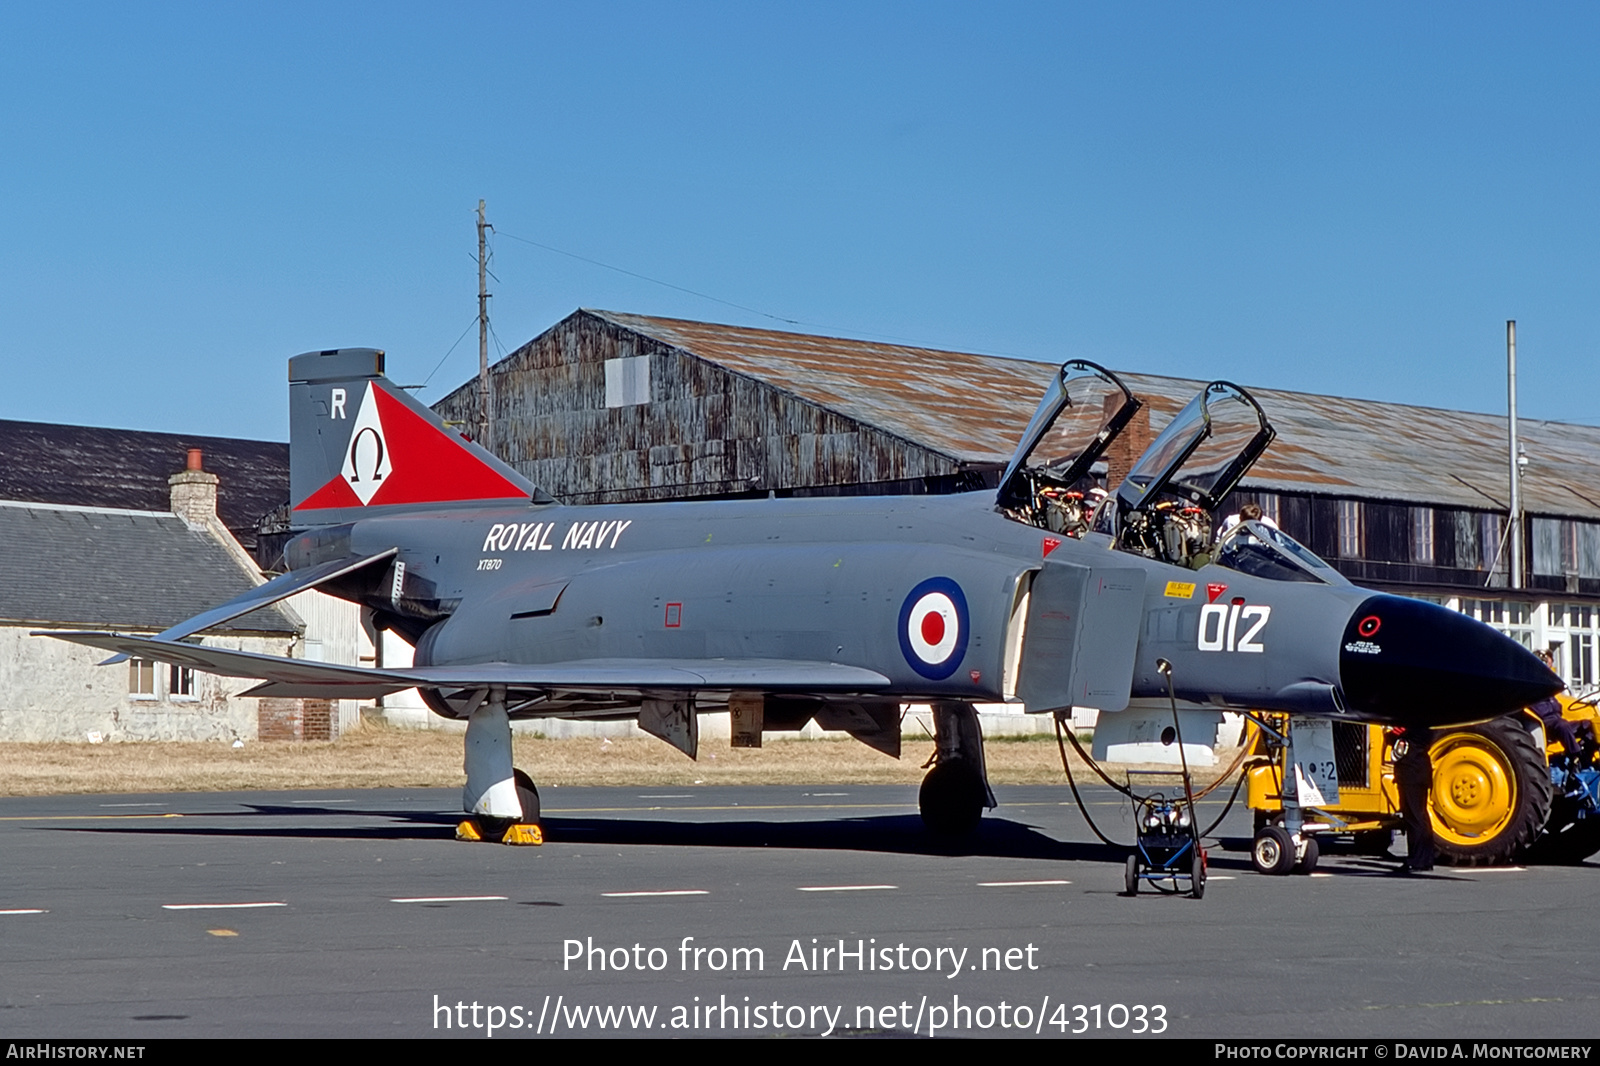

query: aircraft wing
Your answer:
[96,548,400,665]
[41,632,891,702]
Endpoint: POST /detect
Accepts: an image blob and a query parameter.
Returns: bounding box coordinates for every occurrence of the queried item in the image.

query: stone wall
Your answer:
[0,627,291,742]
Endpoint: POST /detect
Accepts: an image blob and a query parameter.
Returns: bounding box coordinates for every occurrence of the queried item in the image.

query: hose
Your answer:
[1053,714,1131,848]
[1053,713,1257,846]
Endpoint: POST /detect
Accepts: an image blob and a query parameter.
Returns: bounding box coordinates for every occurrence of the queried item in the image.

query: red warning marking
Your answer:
[297,385,526,511]
[1358,615,1381,637]
[969,669,982,684]
[664,603,682,628]
[1207,583,1228,604]
[1041,537,1062,558]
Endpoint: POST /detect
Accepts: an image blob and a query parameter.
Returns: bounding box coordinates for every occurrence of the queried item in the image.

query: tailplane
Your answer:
[288,348,547,527]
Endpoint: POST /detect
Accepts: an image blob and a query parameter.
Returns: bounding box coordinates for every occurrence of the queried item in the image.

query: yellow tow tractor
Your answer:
[1246,693,1600,871]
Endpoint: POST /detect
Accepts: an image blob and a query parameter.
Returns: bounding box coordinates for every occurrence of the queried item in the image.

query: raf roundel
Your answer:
[898,577,970,680]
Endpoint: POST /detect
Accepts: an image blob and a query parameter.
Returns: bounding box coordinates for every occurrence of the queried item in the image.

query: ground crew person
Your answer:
[1393,727,1435,873]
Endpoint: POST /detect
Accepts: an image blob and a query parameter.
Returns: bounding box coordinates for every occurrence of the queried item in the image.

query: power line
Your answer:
[419,315,480,389]
[494,227,1044,360]
[494,229,801,325]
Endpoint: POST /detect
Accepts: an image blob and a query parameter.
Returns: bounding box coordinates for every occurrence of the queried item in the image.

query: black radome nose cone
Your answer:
[1339,595,1561,727]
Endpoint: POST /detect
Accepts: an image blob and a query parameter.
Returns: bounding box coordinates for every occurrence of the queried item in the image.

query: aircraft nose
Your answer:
[1339,594,1560,727]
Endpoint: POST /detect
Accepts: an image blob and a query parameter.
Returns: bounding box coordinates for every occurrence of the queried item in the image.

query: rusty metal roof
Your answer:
[587,310,1600,521]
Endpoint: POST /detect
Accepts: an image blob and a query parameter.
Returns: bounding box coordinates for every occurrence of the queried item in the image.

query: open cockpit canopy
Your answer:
[1106,381,1277,569]
[1116,381,1274,517]
[996,360,1142,534]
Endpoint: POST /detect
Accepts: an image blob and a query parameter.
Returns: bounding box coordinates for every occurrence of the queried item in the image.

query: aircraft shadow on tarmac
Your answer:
[57,802,1482,874]
[56,802,1140,863]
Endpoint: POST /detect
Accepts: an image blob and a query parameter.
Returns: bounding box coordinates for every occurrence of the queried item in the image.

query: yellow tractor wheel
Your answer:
[1427,716,1552,867]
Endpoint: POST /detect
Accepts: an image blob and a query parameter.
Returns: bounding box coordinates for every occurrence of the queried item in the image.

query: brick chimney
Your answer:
[1102,395,1155,489]
[169,448,220,530]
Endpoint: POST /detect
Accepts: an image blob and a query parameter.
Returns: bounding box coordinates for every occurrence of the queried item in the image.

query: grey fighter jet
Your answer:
[44,349,1560,851]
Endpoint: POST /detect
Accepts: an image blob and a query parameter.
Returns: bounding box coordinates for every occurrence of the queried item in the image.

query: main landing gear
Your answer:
[455,686,543,845]
[918,701,997,838]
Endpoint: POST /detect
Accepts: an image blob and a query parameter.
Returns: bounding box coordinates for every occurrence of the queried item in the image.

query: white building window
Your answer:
[169,665,196,701]
[1338,500,1363,558]
[604,356,651,408]
[1571,632,1595,688]
[1480,513,1505,572]
[128,658,157,699]
[1411,507,1435,564]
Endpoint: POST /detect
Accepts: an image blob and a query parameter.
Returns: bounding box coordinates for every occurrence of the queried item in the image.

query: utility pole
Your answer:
[1507,320,1523,590]
[477,199,492,448]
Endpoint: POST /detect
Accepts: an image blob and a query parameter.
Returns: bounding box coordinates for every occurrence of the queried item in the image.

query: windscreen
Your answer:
[1215,521,1349,585]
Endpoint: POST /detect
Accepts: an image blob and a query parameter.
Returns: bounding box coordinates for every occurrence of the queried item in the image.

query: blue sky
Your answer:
[3,3,1597,441]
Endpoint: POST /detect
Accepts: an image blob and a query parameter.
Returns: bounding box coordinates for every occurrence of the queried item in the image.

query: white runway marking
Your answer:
[978,879,1071,887]
[0,909,46,915]
[290,799,354,805]
[636,795,693,799]
[98,802,164,808]
[1310,873,1333,878]
[798,884,897,892]
[601,889,709,898]
[1209,876,1237,880]
[162,902,287,911]
[391,895,508,904]
[1470,867,1528,873]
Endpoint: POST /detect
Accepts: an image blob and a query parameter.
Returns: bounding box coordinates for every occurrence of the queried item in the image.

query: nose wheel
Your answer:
[1251,824,1318,875]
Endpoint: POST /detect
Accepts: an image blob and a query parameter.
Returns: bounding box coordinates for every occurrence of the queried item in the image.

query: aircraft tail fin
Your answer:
[287,348,549,527]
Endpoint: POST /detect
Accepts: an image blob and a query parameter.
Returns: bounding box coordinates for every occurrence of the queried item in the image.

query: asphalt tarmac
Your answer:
[1,782,1594,1040]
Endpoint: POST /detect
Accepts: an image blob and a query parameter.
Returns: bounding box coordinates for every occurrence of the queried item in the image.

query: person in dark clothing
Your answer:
[1393,727,1435,873]
[1531,650,1581,761]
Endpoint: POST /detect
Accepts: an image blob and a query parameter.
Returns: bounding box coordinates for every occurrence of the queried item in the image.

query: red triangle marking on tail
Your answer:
[296,385,527,511]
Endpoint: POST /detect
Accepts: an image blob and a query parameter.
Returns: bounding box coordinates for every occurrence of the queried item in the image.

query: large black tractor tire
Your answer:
[1428,716,1552,867]
[1526,814,1600,865]
[919,759,987,838]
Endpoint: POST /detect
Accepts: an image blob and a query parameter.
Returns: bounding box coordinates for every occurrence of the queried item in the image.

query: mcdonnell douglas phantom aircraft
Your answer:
[45,349,1560,858]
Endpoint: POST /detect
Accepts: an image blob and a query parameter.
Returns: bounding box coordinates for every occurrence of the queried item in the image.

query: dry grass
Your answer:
[0,725,1244,796]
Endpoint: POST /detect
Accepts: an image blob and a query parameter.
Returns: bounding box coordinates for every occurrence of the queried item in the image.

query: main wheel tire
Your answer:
[1428,716,1552,867]
[1190,850,1206,899]
[1252,825,1297,876]
[919,760,986,838]
[1125,854,1140,895]
[513,768,541,824]
[1293,835,1319,875]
